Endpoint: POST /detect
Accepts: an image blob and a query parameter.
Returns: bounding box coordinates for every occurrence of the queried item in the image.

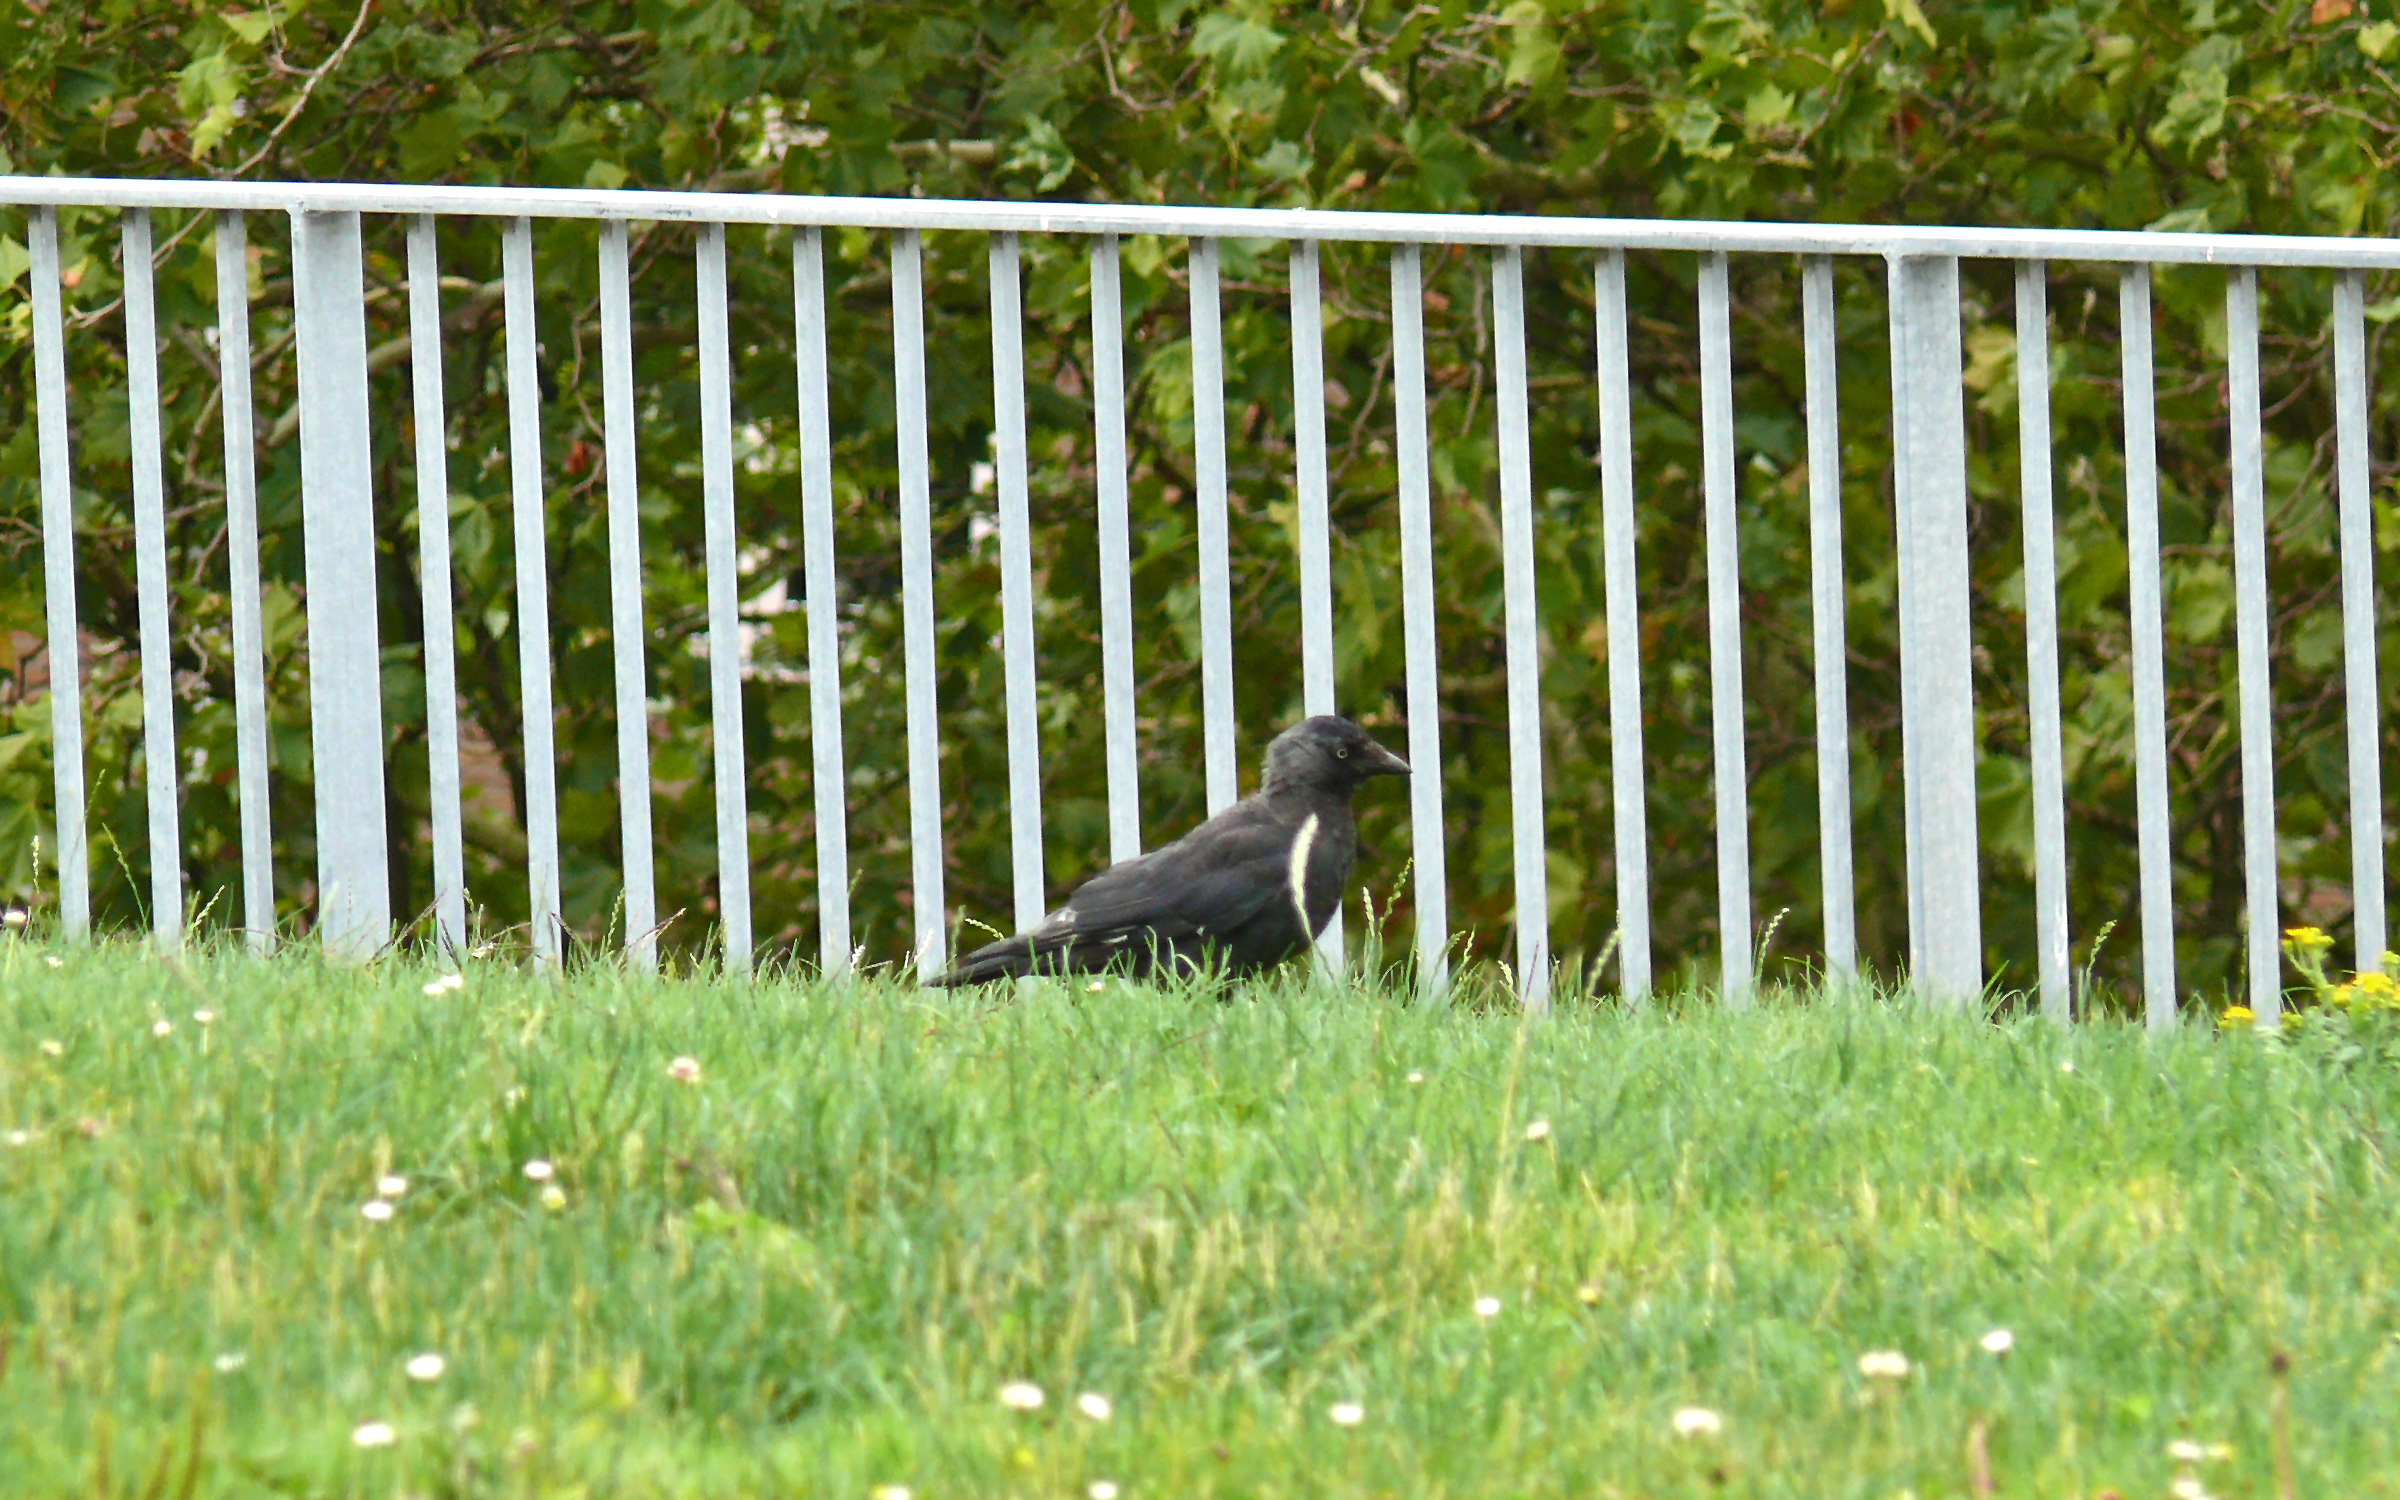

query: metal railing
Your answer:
[6,177,2392,1025]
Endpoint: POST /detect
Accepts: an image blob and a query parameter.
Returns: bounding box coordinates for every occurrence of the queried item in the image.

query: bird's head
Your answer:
[1261,715,1410,793]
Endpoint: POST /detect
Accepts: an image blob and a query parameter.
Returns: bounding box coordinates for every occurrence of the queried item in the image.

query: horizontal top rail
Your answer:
[8,176,2400,269]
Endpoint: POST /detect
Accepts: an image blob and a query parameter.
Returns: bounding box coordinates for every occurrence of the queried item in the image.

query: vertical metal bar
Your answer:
[2120,265,2177,1029]
[2015,261,2072,1022]
[29,209,85,940]
[1594,248,1650,1003]
[1290,238,1344,971]
[1886,258,1927,979]
[1090,234,1142,867]
[2335,271,2385,974]
[793,226,852,974]
[1390,244,1449,997]
[1492,247,1550,1012]
[214,210,272,953]
[1188,236,1239,813]
[1698,251,1752,1003]
[892,232,946,977]
[407,215,468,964]
[122,209,182,950]
[989,232,1047,935]
[290,209,388,956]
[501,217,563,966]
[693,220,750,972]
[2227,267,2279,1022]
[1894,257,1982,1007]
[596,218,656,973]
[1801,255,1854,982]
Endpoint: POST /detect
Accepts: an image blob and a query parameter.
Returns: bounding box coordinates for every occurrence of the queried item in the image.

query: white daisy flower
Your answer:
[1671,1406,1724,1437]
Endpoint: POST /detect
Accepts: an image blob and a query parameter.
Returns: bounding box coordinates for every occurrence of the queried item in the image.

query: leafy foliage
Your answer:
[4,0,2400,1003]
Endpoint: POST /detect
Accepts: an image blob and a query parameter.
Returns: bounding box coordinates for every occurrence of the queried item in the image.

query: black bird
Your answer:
[931,715,1410,986]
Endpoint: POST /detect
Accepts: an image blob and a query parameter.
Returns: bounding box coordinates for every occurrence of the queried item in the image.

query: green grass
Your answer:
[4,939,2398,1498]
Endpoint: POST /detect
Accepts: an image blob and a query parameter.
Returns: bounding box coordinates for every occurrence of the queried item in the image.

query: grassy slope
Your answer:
[2,941,2397,1498]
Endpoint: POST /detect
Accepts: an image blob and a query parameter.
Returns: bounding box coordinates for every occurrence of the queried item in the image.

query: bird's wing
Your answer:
[1025,807,1295,952]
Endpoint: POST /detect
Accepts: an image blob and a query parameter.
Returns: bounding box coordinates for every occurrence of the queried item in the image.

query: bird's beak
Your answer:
[1362,739,1410,777]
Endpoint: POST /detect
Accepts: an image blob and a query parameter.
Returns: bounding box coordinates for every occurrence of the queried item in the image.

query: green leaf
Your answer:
[1883,0,1936,49]
[1661,96,1731,161]
[2152,36,2240,152]
[1003,117,1077,191]
[218,9,274,45]
[1501,1,1561,91]
[2146,202,2215,233]
[0,235,28,293]
[2361,21,2399,63]
[189,102,241,159]
[1743,82,1793,129]
[1191,10,1285,75]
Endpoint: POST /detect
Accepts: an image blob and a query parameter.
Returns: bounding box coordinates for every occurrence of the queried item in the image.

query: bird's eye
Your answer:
[1335,747,1349,758]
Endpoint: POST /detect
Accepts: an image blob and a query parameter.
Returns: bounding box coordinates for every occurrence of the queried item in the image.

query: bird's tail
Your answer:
[925,936,1035,988]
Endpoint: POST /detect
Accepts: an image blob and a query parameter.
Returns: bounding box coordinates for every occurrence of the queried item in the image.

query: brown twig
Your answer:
[228,0,379,178]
